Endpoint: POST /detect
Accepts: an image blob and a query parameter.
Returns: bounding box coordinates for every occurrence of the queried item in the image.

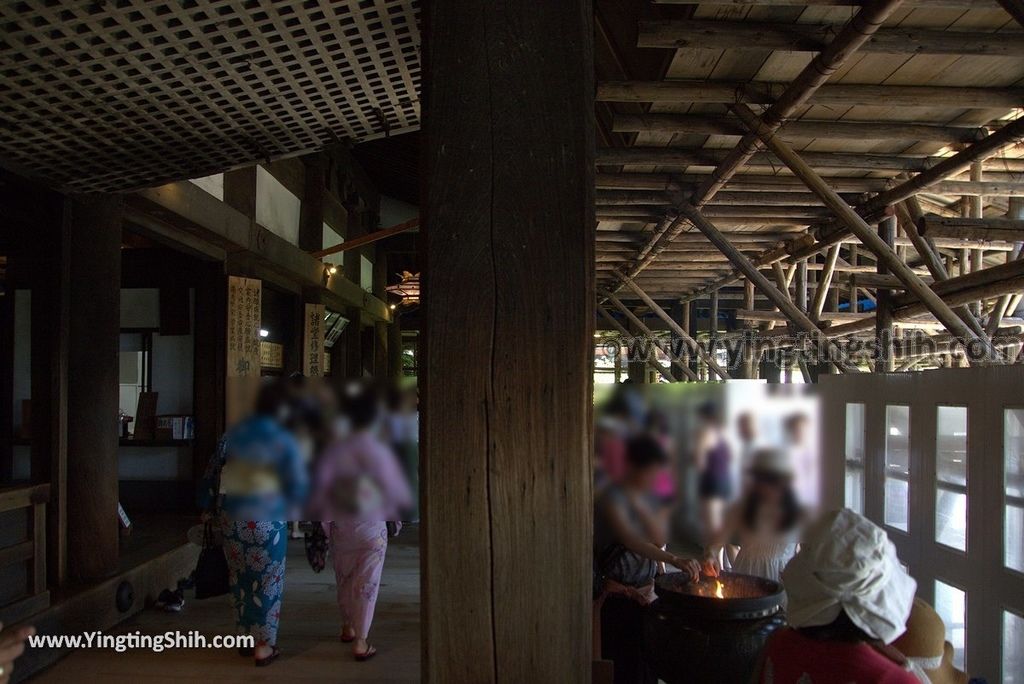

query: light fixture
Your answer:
[259,329,269,338]
[327,265,338,275]
[389,303,397,310]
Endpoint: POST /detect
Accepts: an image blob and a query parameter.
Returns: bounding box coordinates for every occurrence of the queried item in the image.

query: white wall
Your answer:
[256,166,300,245]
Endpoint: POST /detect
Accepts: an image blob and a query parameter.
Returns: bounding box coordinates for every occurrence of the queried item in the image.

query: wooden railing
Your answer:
[0,483,50,624]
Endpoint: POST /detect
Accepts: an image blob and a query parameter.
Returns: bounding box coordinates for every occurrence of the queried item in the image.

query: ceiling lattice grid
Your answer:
[0,0,421,192]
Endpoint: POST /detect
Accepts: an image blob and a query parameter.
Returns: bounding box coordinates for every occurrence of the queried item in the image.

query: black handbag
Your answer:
[193,520,230,599]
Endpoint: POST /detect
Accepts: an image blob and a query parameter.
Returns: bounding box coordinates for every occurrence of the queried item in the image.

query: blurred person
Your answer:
[595,390,636,488]
[694,402,733,565]
[383,384,419,521]
[0,622,35,684]
[753,509,918,684]
[703,448,802,583]
[784,412,818,509]
[199,379,310,667]
[736,411,758,473]
[310,382,412,662]
[594,434,701,684]
[646,409,677,504]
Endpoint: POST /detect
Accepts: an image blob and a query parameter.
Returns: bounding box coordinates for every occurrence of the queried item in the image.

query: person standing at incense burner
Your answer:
[702,448,802,584]
[594,434,701,684]
[694,402,734,567]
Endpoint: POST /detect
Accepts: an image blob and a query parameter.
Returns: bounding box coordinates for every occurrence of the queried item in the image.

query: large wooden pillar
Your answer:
[66,195,123,581]
[421,0,594,680]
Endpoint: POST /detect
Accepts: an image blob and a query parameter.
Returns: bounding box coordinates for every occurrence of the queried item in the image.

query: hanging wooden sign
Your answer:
[303,302,326,377]
[260,340,284,370]
[226,275,262,425]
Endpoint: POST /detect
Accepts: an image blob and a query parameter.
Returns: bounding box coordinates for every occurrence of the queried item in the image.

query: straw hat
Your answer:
[893,598,968,684]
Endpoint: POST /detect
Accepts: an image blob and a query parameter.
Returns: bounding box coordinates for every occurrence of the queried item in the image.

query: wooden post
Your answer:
[876,215,896,372]
[193,261,227,483]
[66,195,123,581]
[987,197,1024,338]
[299,154,326,253]
[21,183,70,587]
[709,290,719,361]
[421,0,594,679]
[970,162,984,316]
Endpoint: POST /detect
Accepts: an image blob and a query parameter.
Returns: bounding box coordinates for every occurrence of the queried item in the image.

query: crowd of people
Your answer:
[593,385,975,684]
[198,376,416,667]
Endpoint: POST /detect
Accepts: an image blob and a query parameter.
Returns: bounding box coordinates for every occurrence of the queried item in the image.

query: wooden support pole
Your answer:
[918,215,1024,242]
[679,204,859,372]
[709,290,719,360]
[597,81,1024,110]
[637,19,1024,56]
[731,103,1000,361]
[795,259,809,313]
[66,195,123,581]
[603,288,703,380]
[422,0,594,677]
[611,113,987,144]
[811,245,841,319]
[876,215,897,372]
[986,197,1024,338]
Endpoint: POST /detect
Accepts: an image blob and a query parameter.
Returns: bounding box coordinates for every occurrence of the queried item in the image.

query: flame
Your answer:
[714,580,724,599]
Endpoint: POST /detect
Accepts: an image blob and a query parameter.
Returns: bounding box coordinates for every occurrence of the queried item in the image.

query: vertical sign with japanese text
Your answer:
[226,275,262,425]
[303,303,326,377]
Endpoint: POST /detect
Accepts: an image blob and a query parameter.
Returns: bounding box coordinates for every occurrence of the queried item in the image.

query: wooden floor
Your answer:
[33,526,421,683]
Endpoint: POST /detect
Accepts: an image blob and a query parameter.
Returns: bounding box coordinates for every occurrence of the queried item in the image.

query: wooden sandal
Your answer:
[255,645,281,667]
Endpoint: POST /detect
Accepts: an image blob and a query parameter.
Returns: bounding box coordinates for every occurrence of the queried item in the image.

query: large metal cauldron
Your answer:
[644,571,785,683]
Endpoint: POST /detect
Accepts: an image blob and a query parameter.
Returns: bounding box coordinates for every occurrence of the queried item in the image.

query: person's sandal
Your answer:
[255,645,280,667]
[339,628,355,644]
[354,645,377,662]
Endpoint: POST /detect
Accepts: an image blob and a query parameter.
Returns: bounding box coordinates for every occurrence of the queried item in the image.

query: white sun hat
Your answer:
[782,508,917,644]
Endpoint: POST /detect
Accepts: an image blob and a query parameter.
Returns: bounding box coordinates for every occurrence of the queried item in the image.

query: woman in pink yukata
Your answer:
[310,382,412,662]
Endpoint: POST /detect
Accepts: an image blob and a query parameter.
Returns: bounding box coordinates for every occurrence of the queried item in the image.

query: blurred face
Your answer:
[738,414,755,442]
[787,416,809,444]
[630,463,661,490]
[752,473,785,501]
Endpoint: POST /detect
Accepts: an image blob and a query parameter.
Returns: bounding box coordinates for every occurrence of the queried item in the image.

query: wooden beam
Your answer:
[311,218,418,258]
[987,198,1024,336]
[596,172,892,193]
[638,19,1024,56]
[736,309,871,323]
[918,214,1024,242]
[597,80,1024,109]
[876,215,897,372]
[611,113,988,143]
[731,103,1000,361]
[596,147,1024,173]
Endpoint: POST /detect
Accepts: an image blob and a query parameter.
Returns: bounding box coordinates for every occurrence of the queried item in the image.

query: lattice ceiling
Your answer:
[0,0,420,193]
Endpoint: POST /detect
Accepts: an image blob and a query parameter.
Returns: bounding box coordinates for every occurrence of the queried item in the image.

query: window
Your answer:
[1005,610,1024,684]
[935,406,968,551]
[845,403,866,514]
[934,580,966,669]
[1007,409,1024,573]
[885,405,910,532]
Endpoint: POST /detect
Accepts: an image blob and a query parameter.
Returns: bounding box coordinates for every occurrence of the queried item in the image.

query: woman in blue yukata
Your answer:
[200,380,309,667]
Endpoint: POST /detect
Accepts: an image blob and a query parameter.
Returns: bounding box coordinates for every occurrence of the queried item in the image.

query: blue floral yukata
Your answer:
[200,415,308,647]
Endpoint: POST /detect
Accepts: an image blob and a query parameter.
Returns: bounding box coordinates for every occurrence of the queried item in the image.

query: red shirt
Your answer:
[759,628,918,684]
